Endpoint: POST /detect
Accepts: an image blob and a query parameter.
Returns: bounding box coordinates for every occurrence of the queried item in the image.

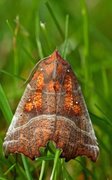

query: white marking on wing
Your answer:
[7,114,97,141]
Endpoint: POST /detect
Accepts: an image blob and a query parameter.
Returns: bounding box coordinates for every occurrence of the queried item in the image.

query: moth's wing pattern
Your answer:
[57,66,99,161]
[3,50,99,161]
[3,56,51,159]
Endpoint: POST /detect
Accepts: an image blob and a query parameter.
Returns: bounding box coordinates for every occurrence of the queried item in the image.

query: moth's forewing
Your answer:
[3,50,99,161]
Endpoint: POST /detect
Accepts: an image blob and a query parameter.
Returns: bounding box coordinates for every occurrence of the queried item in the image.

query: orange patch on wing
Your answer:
[64,75,73,111]
[64,93,73,111]
[64,75,72,92]
[24,91,42,112]
[33,92,42,109]
[36,73,44,90]
[73,104,81,115]
[24,102,33,112]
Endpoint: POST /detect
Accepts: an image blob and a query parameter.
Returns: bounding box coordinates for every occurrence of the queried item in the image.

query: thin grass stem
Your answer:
[62,14,69,59]
[13,16,20,76]
[0,84,13,124]
[81,0,89,57]
[21,155,32,180]
[0,70,25,81]
[80,0,89,91]
[50,149,61,180]
[46,2,64,39]
[3,163,16,176]
[35,14,44,59]
[102,67,109,97]
[6,19,13,34]
[39,160,46,180]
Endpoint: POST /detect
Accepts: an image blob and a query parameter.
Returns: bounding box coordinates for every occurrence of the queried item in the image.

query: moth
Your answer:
[3,50,99,161]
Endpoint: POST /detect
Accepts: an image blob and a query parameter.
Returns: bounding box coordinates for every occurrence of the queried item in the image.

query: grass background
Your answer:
[0,0,112,179]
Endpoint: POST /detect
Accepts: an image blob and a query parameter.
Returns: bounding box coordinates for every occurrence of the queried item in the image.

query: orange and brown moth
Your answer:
[3,50,99,161]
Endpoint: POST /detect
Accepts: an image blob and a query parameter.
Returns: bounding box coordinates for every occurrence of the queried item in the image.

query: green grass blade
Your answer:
[50,149,61,180]
[98,136,110,153]
[61,159,73,180]
[40,21,51,51]
[13,16,20,76]
[6,19,13,34]
[90,112,112,128]
[21,155,32,180]
[3,163,16,176]
[46,2,64,39]
[35,14,44,59]
[102,67,109,97]
[39,160,46,180]
[0,178,8,180]
[0,70,25,81]
[76,159,93,177]
[0,84,13,124]
[95,104,111,124]
[36,39,43,59]
[80,0,89,93]
[62,14,69,59]
[81,0,89,57]
[36,155,54,161]
[22,47,36,64]
[47,141,57,154]
[90,25,112,52]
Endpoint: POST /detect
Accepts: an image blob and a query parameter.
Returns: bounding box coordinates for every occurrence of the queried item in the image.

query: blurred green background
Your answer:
[0,0,112,179]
